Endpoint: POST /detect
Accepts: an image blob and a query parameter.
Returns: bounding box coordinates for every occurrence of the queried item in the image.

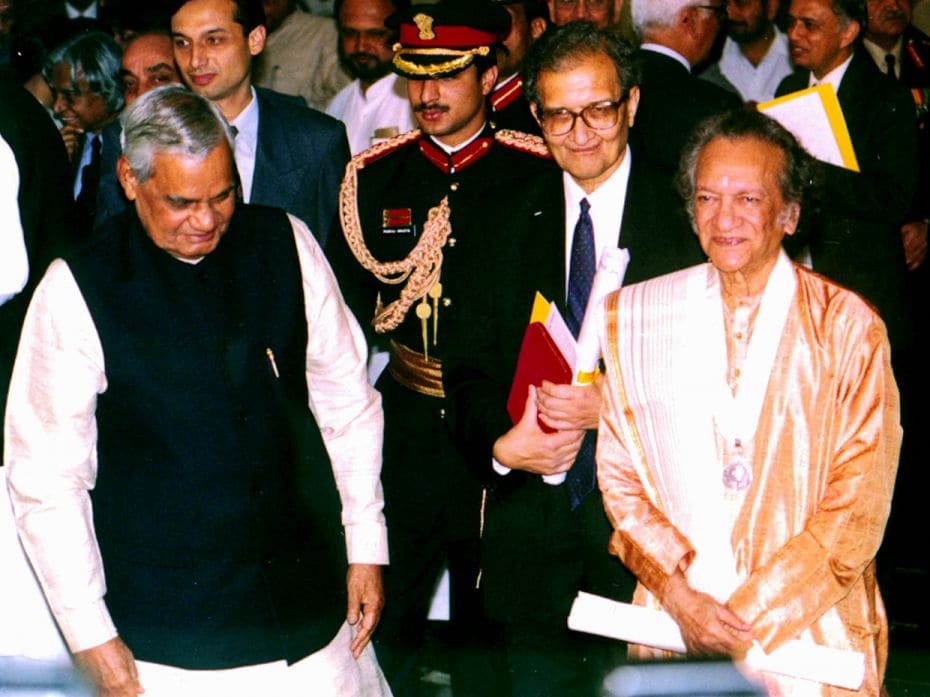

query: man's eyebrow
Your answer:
[145,63,175,74]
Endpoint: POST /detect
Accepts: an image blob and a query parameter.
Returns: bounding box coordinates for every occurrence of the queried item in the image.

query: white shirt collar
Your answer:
[641,43,692,72]
[65,1,98,18]
[863,37,904,78]
[229,87,260,202]
[808,53,854,89]
[431,121,487,155]
[562,145,633,295]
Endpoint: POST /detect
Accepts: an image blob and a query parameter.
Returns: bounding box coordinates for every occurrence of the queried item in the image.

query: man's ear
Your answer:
[480,63,499,96]
[117,156,138,201]
[529,100,541,124]
[838,18,860,51]
[530,16,547,40]
[625,84,641,127]
[248,24,266,57]
[781,202,801,236]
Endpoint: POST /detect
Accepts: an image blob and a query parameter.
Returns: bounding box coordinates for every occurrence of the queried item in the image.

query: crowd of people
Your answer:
[1,0,926,695]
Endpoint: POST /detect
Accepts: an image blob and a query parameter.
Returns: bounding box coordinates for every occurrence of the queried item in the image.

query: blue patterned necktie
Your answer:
[565,198,597,509]
[566,198,595,338]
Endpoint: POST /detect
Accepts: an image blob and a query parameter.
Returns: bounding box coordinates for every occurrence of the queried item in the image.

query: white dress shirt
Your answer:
[808,53,854,89]
[717,28,793,103]
[326,73,416,155]
[492,147,633,476]
[5,213,388,653]
[229,87,260,202]
[0,135,27,306]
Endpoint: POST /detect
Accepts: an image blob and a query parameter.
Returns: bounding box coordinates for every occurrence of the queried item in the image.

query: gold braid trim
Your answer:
[494,129,551,158]
[339,129,454,334]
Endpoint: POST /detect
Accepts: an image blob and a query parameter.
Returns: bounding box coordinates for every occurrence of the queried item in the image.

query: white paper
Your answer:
[758,85,857,171]
[567,592,865,691]
[574,247,630,384]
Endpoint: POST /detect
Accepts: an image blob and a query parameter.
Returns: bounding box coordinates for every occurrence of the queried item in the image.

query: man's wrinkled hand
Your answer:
[72,637,142,697]
[901,220,928,271]
[536,377,603,431]
[346,563,384,659]
[492,385,584,475]
[661,569,752,658]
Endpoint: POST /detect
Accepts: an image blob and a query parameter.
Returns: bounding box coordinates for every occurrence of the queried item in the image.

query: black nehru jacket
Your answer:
[66,205,347,669]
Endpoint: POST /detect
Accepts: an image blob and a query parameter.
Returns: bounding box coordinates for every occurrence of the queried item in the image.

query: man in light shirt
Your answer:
[326,0,414,155]
[700,0,793,103]
[253,0,351,110]
[5,85,389,697]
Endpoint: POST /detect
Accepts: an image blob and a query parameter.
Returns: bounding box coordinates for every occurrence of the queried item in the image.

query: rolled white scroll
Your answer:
[543,247,630,486]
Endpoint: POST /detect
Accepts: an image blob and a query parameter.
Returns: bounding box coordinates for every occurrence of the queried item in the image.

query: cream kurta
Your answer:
[597,260,901,695]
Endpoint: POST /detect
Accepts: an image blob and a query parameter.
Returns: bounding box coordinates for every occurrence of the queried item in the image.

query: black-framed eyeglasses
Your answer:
[537,98,626,136]
[693,3,727,20]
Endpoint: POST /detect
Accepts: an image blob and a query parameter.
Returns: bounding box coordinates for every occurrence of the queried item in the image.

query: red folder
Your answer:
[506,322,574,433]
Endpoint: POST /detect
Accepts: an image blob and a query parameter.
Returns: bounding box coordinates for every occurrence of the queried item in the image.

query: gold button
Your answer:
[450,182,459,191]
[448,238,457,247]
[439,408,446,419]
[443,298,452,307]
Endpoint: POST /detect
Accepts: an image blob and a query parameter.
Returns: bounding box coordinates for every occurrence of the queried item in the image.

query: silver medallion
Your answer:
[722,461,752,491]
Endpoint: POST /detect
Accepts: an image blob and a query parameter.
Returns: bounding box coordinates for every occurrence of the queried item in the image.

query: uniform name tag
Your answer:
[382,208,415,235]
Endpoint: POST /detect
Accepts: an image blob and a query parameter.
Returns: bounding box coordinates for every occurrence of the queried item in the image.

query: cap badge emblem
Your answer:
[413,13,435,40]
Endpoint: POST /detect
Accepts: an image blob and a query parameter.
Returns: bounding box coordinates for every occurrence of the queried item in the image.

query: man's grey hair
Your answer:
[121,85,234,184]
[630,0,694,36]
[677,109,818,226]
[43,31,124,114]
[522,21,640,111]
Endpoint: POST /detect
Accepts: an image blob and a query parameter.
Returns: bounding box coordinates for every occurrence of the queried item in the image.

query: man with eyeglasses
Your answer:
[629,0,740,175]
[442,22,703,697]
[699,0,793,103]
[547,0,621,29]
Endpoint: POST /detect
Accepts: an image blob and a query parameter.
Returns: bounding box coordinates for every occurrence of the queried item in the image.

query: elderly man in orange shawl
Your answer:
[597,109,901,695]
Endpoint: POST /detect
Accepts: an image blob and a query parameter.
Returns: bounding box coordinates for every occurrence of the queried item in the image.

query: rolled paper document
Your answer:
[542,247,630,486]
[574,246,630,386]
[567,592,865,691]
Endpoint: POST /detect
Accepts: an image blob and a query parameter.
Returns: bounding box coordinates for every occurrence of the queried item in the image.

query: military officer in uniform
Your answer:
[326,1,557,695]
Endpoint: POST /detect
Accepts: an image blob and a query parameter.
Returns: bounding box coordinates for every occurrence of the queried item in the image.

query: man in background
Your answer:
[489,0,548,133]
[44,30,123,236]
[254,0,350,109]
[120,31,180,105]
[700,0,793,103]
[629,0,740,174]
[326,0,414,155]
[170,0,350,246]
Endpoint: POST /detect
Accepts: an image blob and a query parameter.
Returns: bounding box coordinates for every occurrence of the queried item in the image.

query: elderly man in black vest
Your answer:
[5,85,390,697]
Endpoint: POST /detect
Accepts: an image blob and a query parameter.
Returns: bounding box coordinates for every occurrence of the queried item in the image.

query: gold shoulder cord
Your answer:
[494,129,551,157]
[339,129,453,335]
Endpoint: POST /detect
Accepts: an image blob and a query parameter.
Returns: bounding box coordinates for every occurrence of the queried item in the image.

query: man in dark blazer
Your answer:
[628,0,740,175]
[776,0,918,349]
[170,0,349,246]
[443,24,704,697]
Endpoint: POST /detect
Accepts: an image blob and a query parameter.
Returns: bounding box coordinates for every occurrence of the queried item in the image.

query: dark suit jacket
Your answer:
[251,87,350,247]
[898,26,930,220]
[630,48,742,175]
[443,153,704,623]
[91,120,126,233]
[776,49,918,347]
